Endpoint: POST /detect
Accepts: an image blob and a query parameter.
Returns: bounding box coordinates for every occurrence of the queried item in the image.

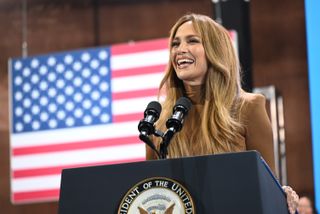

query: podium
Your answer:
[58,151,289,213]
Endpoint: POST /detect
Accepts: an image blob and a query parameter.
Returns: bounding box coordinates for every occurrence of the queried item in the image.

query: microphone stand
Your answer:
[139,128,174,160]
[139,129,164,159]
[159,128,175,159]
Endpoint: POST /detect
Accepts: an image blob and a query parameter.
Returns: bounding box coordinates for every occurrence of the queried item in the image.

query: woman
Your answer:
[146,13,298,213]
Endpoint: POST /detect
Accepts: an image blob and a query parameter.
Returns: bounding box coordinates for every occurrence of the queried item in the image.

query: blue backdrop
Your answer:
[305,0,320,211]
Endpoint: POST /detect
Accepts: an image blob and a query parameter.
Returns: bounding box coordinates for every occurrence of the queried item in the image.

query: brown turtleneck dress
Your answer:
[146,84,275,172]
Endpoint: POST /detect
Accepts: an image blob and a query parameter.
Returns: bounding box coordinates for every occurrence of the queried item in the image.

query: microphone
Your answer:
[160,97,192,158]
[138,101,162,158]
[166,96,192,132]
[138,101,162,136]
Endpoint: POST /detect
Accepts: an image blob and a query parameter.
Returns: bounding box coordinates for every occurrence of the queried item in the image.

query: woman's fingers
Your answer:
[282,186,299,214]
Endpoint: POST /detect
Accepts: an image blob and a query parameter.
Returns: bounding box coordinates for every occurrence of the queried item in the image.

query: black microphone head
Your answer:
[174,97,192,113]
[145,101,162,119]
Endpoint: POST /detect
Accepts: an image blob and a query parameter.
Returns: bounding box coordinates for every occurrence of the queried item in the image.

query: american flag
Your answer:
[9,38,169,204]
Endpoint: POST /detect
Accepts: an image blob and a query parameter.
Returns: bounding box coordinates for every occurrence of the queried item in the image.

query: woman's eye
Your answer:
[188,39,200,43]
[171,41,179,47]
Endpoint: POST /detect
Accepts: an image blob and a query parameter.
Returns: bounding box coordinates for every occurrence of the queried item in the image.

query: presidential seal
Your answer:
[118,177,195,214]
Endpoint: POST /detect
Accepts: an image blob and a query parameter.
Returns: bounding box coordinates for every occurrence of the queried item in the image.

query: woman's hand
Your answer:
[282,186,299,214]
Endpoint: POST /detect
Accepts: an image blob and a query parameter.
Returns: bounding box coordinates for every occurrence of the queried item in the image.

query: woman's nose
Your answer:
[177,42,188,53]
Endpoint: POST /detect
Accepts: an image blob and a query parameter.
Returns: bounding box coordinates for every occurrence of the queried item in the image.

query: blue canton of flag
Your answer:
[11,48,112,133]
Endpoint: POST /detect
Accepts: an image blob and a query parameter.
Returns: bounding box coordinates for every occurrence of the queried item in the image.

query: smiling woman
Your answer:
[171,21,208,86]
[146,13,299,214]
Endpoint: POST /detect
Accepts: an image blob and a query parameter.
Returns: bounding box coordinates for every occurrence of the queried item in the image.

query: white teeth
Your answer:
[177,58,194,66]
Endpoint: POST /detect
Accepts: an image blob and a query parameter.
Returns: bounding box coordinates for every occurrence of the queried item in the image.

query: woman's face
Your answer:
[171,21,208,86]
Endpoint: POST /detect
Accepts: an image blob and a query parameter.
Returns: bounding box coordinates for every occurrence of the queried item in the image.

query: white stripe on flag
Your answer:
[11,143,145,170]
[11,121,138,148]
[112,96,156,115]
[12,175,61,192]
[112,73,163,93]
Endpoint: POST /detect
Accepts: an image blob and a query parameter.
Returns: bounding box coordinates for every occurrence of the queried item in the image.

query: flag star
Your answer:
[73,77,82,87]
[57,94,66,104]
[81,52,91,62]
[40,112,49,121]
[14,61,23,70]
[47,57,56,66]
[91,106,101,116]
[15,107,23,116]
[90,59,99,69]
[39,65,48,75]
[15,92,23,101]
[48,119,57,128]
[23,114,32,123]
[100,113,110,123]
[23,98,32,108]
[32,121,40,130]
[31,105,40,114]
[83,115,92,125]
[99,66,108,76]
[74,108,83,118]
[74,92,83,103]
[48,103,57,113]
[64,54,74,64]
[31,74,40,84]
[57,110,66,120]
[15,123,24,132]
[99,82,109,91]
[73,61,82,71]
[14,76,23,85]
[39,81,48,91]
[65,86,74,95]
[48,72,57,82]
[66,101,75,111]
[22,67,31,77]
[90,75,100,85]
[31,90,40,99]
[82,99,92,109]
[65,70,74,80]
[82,68,91,78]
[56,79,66,89]
[22,83,31,92]
[100,98,109,107]
[66,117,75,126]
[98,50,108,60]
[56,64,65,73]
[91,90,100,100]
[48,88,57,97]
[82,84,91,94]
[40,96,49,106]
[31,59,39,68]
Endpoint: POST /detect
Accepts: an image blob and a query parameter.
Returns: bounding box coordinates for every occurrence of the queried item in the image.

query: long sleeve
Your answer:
[242,93,275,173]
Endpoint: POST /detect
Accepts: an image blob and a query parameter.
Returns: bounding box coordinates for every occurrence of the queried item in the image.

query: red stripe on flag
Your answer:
[13,157,145,178]
[13,189,59,203]
[112,64,166,78]
[13,136,140,156]
[111,38,168,55]
[112,88,159,100]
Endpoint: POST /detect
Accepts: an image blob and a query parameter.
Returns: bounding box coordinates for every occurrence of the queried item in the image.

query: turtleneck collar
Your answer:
[184,84,204,105]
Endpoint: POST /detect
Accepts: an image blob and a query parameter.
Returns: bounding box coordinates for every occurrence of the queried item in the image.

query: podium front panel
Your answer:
[59,151,288,214]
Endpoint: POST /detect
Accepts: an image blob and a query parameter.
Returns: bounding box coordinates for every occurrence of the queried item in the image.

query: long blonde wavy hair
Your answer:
[155,13,245,158]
